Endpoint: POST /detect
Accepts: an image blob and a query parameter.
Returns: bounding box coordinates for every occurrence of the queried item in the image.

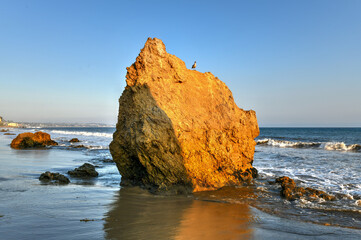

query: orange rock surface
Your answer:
[11,131,58,149]
[110,38,259,192]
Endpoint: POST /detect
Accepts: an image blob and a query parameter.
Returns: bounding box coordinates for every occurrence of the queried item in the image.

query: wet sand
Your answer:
[0,133,360,239]
[105,188,361,240]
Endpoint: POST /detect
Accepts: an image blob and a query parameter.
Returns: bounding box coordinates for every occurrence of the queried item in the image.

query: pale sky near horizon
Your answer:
[1,0,360,127]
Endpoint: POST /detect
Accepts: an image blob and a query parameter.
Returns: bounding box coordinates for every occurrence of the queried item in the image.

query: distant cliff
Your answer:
[110,38,259,193]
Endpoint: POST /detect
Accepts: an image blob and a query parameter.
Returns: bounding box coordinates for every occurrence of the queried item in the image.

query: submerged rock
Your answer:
[10,132,58,149]
[276,176,335,201]
[4,133,15,135]
[0,129,9,132]
[69,138,80,143]
[68,163,98,178]
[110,38,259,193]
[69,144,86,149]
[39,171,70,184]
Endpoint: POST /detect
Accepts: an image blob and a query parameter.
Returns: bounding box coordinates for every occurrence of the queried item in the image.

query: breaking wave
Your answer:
[324,142,361,151]
[257,138,361,152]
[51,130,113,138]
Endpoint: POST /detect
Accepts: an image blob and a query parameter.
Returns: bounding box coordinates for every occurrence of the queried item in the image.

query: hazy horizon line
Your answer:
[3,121,360,128]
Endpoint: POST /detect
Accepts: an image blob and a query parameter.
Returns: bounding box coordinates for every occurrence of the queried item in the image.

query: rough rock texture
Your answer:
[10,132,58,149]
[69,138,80,143]
[39,171,70,184]
[68,163,98,178]
[276,176,335,201]
[110,38,259,192]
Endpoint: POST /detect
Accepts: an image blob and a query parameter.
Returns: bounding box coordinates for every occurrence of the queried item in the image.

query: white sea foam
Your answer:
[51,130,113,138]
[323,142,361,151]
[256,138,361,152]
[256,138,321,148]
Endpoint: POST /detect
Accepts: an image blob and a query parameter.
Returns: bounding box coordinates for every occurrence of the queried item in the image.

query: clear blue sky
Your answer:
[1,0,360,126]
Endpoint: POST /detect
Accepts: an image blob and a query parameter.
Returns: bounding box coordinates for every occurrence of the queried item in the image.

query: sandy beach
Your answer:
[1,129,360,239]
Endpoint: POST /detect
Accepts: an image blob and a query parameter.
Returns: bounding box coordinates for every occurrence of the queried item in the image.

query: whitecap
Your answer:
[257,138,360,152]
[323,142,361,152]
[256,138,321,148]
[50,130,113,138]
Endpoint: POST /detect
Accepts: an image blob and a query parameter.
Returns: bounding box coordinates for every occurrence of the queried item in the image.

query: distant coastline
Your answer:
[0,116,22,128]
[0,117,115,129]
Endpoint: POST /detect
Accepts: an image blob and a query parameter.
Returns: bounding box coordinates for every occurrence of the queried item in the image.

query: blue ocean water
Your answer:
[257,127,361,146]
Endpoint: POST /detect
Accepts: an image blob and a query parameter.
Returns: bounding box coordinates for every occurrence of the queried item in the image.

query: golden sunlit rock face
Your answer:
[11,131,58,149]
[110,38,259,192]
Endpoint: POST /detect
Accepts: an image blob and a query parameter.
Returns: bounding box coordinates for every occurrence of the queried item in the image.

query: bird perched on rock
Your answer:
[192,61,196,69]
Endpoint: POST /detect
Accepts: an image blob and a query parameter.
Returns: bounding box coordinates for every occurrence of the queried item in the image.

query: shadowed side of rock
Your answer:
[110,85,192,193]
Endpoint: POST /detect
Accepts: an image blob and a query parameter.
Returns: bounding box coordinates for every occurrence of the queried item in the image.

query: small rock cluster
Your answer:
[276,176,335,201]
[39,171,70,184]
[39,163,98,184]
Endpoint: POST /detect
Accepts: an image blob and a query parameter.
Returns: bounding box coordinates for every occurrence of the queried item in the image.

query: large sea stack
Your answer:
[110,38,259,193]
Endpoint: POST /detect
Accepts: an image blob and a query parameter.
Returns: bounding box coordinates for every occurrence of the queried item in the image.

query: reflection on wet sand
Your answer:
[12,148,51,158]
[104,187,254,240]
[175,201,253,240]
[103,187,192,240]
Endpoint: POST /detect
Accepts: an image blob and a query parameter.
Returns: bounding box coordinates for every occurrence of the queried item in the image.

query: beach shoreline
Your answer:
[0,128,361,239]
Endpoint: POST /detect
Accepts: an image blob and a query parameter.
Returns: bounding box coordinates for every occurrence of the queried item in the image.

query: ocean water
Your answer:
[255,128,361,196]
[253,128,361,227]
[1,126,361,239]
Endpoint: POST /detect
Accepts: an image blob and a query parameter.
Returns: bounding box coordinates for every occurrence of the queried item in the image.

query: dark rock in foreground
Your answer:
[39,171,70,184]
[11,132,58,149]
[68,163,98,178]
[70,138,80,143]
[276,176,335,201]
